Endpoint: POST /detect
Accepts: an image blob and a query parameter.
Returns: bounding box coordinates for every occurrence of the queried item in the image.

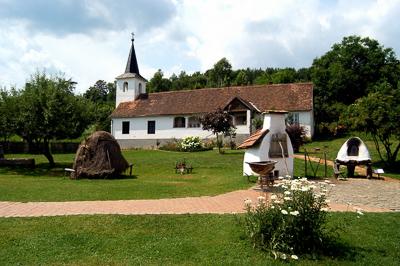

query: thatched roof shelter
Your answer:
[72,131,129,179]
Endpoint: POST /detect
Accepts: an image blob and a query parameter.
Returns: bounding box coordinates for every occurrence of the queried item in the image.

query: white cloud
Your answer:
[1,0,400,93]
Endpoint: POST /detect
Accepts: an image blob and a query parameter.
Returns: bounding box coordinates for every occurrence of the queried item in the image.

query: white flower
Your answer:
[321,207,329,212]
[271,205,275,209]
[324,179,331,183]
[284,191,291,195]
[244,199,252,207]
[284,197,292,201]
[281,210,288,215]
[281,253,287,260]
[290,211,299,216]
[257,196,266,203]
[278,176,284,180]
[270,194,277,200]
[301,186,310,191]
[356,208,364,215]
[325,199,330,203]
[291,254,299,260]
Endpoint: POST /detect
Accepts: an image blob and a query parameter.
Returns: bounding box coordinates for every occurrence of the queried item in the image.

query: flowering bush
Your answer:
[180,136,203,152]
[243,177,336,260]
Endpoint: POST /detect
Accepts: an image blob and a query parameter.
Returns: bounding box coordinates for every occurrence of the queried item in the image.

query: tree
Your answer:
[341,82,400,166]
[200,108,235,153]
[147,69,172,92]
[84,80,116,132]
[84,80,116,105]
[311,35,400,134]
[0,88,19,141]
[15,72,92,166]
[234,70,250,85]
[207,58,233,87]
[271,68,296,84]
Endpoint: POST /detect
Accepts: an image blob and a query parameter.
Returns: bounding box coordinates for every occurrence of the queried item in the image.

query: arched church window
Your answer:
[123,82,128,92]
[138,83,142,94]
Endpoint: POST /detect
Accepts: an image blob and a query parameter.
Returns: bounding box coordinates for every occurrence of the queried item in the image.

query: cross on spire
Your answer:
[131,32,135,43]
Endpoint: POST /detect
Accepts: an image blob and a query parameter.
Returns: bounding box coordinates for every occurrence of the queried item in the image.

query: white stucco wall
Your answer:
[243,113,294,177]
[115,78,146,107]
[112,110,252,140]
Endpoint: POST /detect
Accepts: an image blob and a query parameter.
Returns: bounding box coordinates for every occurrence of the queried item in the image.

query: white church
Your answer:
[111,37,314,149]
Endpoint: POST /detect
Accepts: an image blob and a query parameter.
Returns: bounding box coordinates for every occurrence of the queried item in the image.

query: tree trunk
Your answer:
[216,133,222,154]
[42,139,55,167]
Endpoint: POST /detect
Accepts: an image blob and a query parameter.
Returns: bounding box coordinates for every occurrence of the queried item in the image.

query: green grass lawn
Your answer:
[0,149,334,202]
[0,150,251,202]
[301,134,400,179]
[0,212,399,265]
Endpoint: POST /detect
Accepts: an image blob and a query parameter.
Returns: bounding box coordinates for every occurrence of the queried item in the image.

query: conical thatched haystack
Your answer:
[72,131,129,179]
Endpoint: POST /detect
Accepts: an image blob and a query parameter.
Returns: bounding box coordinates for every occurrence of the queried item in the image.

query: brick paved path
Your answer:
[0,185,394,217]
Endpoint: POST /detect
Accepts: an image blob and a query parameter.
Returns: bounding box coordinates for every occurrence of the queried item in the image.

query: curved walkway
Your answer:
[0,155,398,217]
[0,185,395,217]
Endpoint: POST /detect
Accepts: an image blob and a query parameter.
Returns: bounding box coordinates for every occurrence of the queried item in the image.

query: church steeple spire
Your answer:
[125,32,140,74]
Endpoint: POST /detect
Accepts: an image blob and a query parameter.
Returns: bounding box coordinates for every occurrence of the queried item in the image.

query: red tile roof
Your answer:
[111,83,313,118]
[238,129,269,149]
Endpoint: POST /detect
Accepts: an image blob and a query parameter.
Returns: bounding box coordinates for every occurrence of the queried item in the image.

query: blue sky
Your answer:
[1,0,400,93]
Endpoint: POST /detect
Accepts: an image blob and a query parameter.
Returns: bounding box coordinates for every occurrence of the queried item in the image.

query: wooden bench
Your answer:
[333,165,346,179]
[373,168,384,179]
[64,168,75,178]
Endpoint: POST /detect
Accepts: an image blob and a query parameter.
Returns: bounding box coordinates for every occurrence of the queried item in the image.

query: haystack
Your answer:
[72,131,129,179]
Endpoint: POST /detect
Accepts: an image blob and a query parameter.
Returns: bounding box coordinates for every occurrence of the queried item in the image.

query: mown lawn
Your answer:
[301,134,400,179]
[0,212,399,265]
[0,149,332,202]
[0,150,249,202]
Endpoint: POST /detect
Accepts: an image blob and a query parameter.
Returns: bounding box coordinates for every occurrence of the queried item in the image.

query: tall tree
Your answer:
[341,82,400,166]
[0,88,19,141]
[147,69,172,92]
[15,72,92,166]
[311,35,400,133]
[84,80,116,105]
[84,80,116,132]
[207,58,233,87]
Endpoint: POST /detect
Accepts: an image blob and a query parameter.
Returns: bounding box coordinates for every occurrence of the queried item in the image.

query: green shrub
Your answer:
[243,177,335,260]
[286,124,307,152]
[159,139,182,151]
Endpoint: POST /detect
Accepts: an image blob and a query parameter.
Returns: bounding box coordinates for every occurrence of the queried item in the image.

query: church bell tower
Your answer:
[115,33,147,107]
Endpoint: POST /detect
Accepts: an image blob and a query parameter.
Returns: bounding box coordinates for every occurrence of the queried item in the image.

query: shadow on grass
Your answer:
[0,163,139,180]
[0,162,71,177]
[372,160,400,174]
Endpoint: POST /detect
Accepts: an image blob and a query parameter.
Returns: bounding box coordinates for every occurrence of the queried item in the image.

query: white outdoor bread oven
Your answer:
[239,111,294,178]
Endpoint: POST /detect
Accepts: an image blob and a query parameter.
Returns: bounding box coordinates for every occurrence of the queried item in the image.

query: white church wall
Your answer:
[113,115,219,140]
